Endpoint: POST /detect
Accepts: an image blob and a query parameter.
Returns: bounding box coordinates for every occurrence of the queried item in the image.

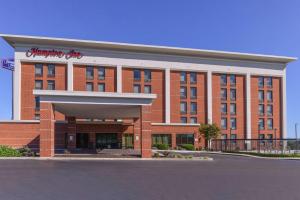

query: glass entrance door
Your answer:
[96,133,120,149]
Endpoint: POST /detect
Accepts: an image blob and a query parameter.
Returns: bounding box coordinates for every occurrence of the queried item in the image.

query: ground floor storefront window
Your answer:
[122,134,134,149]
[152,134,171,147]
[176,134,194,146]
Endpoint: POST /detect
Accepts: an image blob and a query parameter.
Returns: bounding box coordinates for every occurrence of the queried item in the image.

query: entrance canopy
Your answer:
[33,90,156,119]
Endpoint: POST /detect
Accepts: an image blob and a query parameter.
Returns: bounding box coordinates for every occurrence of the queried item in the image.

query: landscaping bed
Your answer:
[224,151,300,158]
[0,145,36,157]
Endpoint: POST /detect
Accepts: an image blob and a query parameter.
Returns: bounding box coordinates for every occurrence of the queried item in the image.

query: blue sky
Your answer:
[0,0,299,137]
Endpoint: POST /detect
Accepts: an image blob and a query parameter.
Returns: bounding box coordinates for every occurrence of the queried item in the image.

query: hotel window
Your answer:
[230,89,236,101]
[180,117,187,124]
[144,69,151,82]
[133,69,141,81]
[176,134,194,145]
[180,102,187,114]
[267,134,273,140]
[267,91,273,102]
[35,96,40,110]
[258,118,265,130]
[190,72,197,84]
[221,118,227,129]
[190,117,197,124]
[144,85,151,94]
[152,134,171,147]
[35,80,43,90]
[220,74,227,86]
[230,118,237,130]
[35,64,43,77]
[221,103,227,114]
[34,114,40,120]
[98,83,105,92]
[258,77,264,88]
[221,134,227,140]
[259,134,265,144]
[266,77,272,88]
[133,84,141,93]
[267,118,273,130]
[86,66,94,80]
[258,104,264,116]
[47,80,55,90]
[180,72,187,83]
[86,82,93,91]
[258,90,264,102]
[190,102,197,114]
[230,74,236,86]
[98,67,105,80]
[190,87,197,99]
[230,103,236,115]
[180,86,187,99]
[267,105,273,116]
[47,64,55,77]
[221,88,227,100]
[230,134,237,144]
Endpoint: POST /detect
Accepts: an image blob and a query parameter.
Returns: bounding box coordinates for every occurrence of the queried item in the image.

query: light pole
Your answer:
[295,123,298,152]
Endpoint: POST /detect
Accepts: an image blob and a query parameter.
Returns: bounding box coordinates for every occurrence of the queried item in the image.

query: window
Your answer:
[180,102,187,114]
[267,118,273,130]
[230,103,236,115]
[267,91,273,102]
[221,103,227,114]
[267,105,273,116]
[152,134,171,147]
[230,89,236,101]
[221,134,227,139]
[176,134,194,145]
[190,102,197,114]
[144,69,151,82]
[230,118,237,130]
[180,72,187,83]
[47,64,55,76]
[134,69,141,81]
[220,74,227,86]
[258,90,264,102]
[221,118,227,129]
[230,134,237,140]
[35,96,40,110]
[267,134,273,140]
[230,75,236,86]
[180,117,187,123]
[266,77,272,88]
[190,72,197,84]
[144,85,151,94]
[98,83,105,92]
[98,67,105,80]
[190,87,197,99]
[259,134,265,144]
[190,117,197,124]
[35,64,43,76]
[221,88,227,100]
[258,118,264,130]
[258,77,264,88]
[47,80,55,90]
[86,82,93,91]
[133,84,141,93]
[258,104,264,116]
[34,114,40,120]
[35,80,43,90]
[86,66,94,80]
[180,87,187,99]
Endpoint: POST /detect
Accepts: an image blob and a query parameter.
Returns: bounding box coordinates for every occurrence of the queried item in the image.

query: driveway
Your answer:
[0,154,299,200]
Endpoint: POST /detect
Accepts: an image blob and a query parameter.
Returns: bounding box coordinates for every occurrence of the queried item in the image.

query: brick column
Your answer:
[67,117,76,150]
[141,105,152,158]
[40,102,55,157]
[133,118,141,150]
[171,133,177,149]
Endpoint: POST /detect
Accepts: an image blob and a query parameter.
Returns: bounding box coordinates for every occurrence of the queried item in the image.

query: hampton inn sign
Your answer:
[26,48,83,59]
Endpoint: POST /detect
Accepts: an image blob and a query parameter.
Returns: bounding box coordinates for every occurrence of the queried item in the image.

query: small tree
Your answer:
[199,123,221,150]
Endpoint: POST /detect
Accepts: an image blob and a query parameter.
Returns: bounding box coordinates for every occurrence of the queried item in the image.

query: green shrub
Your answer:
[0,146,21,157]
[153,144,169,150]
[180,144,195,151]
[17,146,36,157]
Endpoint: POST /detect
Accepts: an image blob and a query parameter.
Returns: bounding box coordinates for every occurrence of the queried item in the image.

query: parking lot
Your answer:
[0,154,299,200]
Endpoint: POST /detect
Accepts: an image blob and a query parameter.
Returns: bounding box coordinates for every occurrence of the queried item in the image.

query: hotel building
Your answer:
[0,34,295,157]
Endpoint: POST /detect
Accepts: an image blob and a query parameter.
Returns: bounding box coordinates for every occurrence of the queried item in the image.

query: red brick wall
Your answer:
[170,71,207,124]
[122,68,165,123]
[212,74,246,139]
[251,76,281,139]
[0,122,40,150]
[21,62,66,120]
[73,65,116,92]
